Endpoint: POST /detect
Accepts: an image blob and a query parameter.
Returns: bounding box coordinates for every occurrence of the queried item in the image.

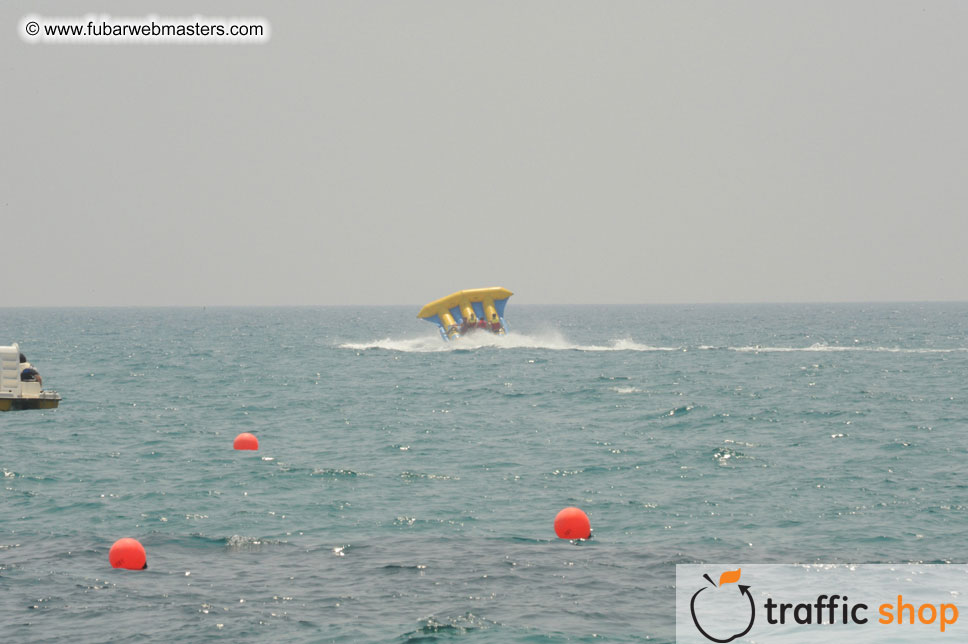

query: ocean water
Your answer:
[2,303,967,642]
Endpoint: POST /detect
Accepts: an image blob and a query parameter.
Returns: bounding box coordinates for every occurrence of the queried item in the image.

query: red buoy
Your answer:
[109,537,147,570]
[554,507,591,539]
[233,432,259,450]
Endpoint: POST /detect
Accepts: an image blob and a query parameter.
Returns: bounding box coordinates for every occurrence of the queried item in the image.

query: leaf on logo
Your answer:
[718,568,741,586]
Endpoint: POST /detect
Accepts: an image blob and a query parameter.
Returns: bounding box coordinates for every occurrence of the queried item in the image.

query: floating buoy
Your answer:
[109,537,147,570]
[233,433,259,450]
[554,507,591,539]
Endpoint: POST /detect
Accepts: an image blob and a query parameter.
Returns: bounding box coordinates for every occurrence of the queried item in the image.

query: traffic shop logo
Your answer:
[689,568,755,643]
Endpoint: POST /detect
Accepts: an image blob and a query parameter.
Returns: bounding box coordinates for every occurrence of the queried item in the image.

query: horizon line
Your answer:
[3,299,967,309]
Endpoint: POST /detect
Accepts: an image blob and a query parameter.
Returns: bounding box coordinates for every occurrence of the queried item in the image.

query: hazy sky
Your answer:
[3,2,967,306]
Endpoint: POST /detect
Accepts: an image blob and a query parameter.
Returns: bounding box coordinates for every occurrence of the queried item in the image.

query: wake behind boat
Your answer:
[417,287,512,341]
[0,343,60,411]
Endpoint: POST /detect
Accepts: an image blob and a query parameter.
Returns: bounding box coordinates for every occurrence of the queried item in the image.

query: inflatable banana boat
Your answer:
[417,287,512,341]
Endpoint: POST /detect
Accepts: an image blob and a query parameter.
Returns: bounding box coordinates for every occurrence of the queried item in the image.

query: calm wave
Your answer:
[2,303,967,642]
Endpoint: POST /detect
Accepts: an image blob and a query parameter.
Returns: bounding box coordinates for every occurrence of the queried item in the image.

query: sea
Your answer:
[1,303,967,643]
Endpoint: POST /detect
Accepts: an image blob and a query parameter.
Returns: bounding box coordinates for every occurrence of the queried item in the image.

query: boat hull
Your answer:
[0,397,60,411]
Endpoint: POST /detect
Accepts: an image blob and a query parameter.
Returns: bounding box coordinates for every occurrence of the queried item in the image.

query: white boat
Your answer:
[0,343,60,411]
